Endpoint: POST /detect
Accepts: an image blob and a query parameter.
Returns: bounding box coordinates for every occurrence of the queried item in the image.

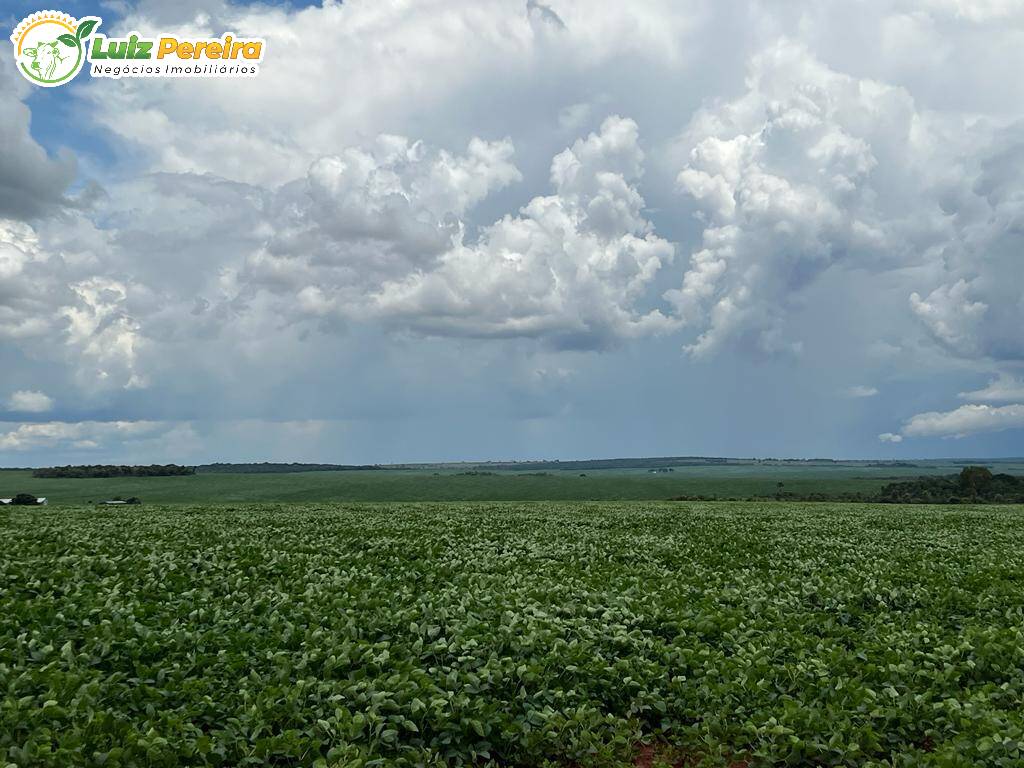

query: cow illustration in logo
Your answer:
[23,39,66,80]
[10,11,100,87]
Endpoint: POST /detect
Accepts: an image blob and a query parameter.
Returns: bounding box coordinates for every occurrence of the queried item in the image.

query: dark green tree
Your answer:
[959,466,994,496]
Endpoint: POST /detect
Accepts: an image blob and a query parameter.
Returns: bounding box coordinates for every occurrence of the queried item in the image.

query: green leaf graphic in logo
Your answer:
[57,33,78,47]
[76,19,99,40]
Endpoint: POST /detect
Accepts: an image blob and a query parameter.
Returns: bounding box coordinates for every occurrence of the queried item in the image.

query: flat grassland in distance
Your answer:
[5,459,1024,504]
[2,503,1023,767]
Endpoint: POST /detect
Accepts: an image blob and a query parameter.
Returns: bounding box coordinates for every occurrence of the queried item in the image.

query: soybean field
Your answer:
[2,502,1023,767]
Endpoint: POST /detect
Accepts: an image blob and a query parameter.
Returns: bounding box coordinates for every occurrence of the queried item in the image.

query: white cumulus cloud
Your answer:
[907,127,1024,364]
[368,116,677,348]
[891,404,1024,439]
[5,390,54,413]
[959,375,1024,403]
[0,420,167,452]
[87,0,699,187]
[667,40,948,357]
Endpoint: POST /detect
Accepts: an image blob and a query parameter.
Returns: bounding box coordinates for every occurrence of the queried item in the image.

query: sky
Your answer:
[1,0,1024,465]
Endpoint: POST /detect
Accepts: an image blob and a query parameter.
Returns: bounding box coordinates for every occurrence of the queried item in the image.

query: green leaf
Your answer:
[76,19,99,40]
[58,34,78,47]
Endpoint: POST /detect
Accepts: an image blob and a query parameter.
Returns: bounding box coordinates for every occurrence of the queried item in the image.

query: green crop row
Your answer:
[1,502,1022,767]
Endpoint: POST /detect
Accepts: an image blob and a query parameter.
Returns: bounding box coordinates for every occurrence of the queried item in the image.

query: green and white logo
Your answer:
[10,10,100,87]
[10,10,264,84]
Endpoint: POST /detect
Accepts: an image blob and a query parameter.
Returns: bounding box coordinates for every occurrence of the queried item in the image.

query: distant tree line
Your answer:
[196,463,382,474]
[668,468,1023,504]
[475,457,731,471]
[32,465,196,478]
[877,467,1024,504]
